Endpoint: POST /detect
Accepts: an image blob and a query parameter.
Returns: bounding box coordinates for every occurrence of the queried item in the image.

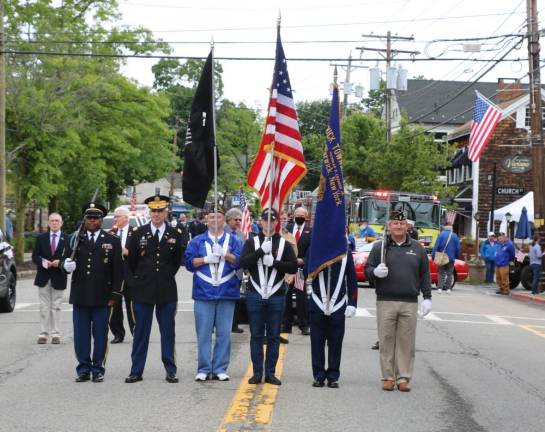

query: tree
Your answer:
[296,99,330,137]
[361,80,385,118]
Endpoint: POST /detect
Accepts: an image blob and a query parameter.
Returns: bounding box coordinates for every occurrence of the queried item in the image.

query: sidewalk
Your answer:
[510,291,545,305]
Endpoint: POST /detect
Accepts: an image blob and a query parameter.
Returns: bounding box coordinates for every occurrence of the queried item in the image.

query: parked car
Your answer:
[0,233,17,313]
[353,242,469,289]
[509,252,532,290]
[101,214,147,232]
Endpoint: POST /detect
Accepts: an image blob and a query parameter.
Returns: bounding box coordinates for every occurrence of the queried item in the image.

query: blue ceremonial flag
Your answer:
[307,84,347,279]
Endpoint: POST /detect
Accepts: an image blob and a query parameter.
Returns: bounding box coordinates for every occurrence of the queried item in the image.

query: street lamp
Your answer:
[505,212,512,239]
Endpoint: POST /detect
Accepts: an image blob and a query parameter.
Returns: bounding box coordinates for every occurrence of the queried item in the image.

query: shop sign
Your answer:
[501,155,532,174]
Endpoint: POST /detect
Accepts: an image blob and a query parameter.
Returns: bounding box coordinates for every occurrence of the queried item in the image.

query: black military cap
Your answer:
[390,210,407,221]
[261,208,278,221]
[144,194,170,211]
[82,202,107,218]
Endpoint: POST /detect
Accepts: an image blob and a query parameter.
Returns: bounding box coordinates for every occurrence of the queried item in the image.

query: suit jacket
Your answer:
[112,225,136,295]
[69,230,123,307]
[127,223,185,305]
[286,222,312,264]
[32,231,72,290]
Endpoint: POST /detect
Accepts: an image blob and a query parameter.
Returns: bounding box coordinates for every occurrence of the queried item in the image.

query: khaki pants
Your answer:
[376,301,418,384]
[496,266,510,293]
[38,282,64,336]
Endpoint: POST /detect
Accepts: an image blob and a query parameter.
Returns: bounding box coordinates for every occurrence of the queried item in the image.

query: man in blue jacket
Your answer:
[480,232,497,283]
[185,210,242,382]
[431,223,461,293]
[494,232,515,295]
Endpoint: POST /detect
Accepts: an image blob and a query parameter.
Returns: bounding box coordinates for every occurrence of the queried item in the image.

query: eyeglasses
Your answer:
[234,218,242,222]
[150,209,164,213]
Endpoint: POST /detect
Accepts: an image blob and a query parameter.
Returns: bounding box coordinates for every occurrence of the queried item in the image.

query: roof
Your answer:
[397,79,499,126]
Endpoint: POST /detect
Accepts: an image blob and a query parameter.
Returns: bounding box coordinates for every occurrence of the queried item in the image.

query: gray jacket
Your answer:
[365,235,432,302]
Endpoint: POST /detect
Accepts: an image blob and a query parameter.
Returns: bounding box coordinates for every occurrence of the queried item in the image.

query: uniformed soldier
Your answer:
[304,251,358,388]
[125,195,185,384]
[63,202,123,383]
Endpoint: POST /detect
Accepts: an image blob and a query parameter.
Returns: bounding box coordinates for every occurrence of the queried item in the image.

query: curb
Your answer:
[510,292,545,305]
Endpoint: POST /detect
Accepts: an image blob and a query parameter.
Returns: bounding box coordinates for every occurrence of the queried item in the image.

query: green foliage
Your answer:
[361,81,385,118]
[297,99,330,137]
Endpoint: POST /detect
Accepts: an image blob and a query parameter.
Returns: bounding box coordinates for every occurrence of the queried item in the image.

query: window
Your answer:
[524,106,545,128]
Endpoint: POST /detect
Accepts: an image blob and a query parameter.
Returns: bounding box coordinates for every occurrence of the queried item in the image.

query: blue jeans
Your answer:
[245,290,285,377]
[194,299,236,374]
[531,264,541,294]
[485,259,495,283]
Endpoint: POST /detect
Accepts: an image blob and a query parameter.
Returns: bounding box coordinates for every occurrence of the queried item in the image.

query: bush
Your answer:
[24,232,38,252]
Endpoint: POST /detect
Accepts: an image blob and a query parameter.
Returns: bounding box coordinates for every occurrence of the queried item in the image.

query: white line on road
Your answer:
[423,312,442,321]
[484,315,514,326]
[356,307,374,317]
[14,303,32,310]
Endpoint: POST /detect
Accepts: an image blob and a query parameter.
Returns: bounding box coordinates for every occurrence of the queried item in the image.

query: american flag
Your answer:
[129,187,137,212]
[247,27,306,212]
[446,211,457,225]
[239,190,252,240]
[468,91,503,162]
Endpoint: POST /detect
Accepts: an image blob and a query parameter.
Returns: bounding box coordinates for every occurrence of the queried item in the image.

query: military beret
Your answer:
[261,208,278,221]
[390,210,407,221]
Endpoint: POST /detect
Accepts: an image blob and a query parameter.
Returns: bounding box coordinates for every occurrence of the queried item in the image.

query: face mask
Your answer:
[295,217,306,225]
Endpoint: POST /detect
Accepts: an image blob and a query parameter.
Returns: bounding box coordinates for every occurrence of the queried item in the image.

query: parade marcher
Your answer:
[189,212,208,239]
[365,210,432,392]
[63,203,123,382]
[224,208,246,334]
[240,209,297,385]
[282,206,311,335]
[346,227,356,252]
[304,250,358,388]
[529,235,542,295]
[493,232,515,295]
[431,223,460,294]
[185,210,242,382]
[109,207,136,343]
[480,232,497,284]
[125,195,185,384]
[32,213,72,344]
[407,220,419,241]
[359,219,377,242]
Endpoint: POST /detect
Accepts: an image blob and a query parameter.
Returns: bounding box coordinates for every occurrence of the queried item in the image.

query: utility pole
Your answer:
[358,32,419,141]
[527,0,545,291]
[0,0,6,234]
[330,53,368,121]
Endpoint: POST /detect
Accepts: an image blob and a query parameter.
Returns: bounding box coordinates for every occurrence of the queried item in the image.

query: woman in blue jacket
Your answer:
[431,224,460,293]
[480,232,497,283]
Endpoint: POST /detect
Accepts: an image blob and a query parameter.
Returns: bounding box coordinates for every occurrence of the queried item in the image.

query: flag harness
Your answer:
[196,233,235,287]
[251,236,286,299]
[312,256,348,316]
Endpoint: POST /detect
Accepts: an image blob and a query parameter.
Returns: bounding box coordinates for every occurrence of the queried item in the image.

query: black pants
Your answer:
[310,310,345,382]
[282,285,308,330]
[109,291,135,339]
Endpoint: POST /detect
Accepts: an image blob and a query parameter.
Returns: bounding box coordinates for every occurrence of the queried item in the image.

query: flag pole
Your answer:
[211,38,219,284]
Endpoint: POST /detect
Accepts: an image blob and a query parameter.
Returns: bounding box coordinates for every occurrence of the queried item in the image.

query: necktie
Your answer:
[295,227,301,242]
[154,229,160,244]
[50,233,57,255]
[89,232,95,247]
[119,229,124,247]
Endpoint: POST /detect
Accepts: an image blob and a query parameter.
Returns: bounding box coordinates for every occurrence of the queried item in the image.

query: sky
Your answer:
[116,0,533,111]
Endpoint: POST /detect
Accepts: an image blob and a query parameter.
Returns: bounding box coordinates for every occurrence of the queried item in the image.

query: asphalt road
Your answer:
[1,271,545,432]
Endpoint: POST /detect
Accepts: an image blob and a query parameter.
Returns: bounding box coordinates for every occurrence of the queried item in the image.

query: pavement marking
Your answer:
[423,312,442,321]
[355,307,374,317]
[518,325,545,339]
[14,303,32,310]
[218,334,288,431]
[484,315,515,326]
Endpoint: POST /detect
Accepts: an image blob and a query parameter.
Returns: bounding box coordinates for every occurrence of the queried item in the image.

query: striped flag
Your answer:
[468,91,503,162]
[446,211,457,225]
[239,190,252,240]
[247,27,306,212]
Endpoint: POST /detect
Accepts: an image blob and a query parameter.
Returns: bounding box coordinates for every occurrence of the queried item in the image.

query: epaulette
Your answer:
[177,228,182,234]
[133,226,138,232]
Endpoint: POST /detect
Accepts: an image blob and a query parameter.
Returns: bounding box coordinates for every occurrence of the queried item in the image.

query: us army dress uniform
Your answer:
[305,251,358,388]
[66,203,123,383]
[125,195,185,383]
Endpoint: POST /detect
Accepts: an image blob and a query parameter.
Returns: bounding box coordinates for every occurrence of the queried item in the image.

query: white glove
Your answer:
[204,254,220,264]
[261,240,272,254]
[419,299,432,317]
[373,263,388,278]
[345,305,357,318]
[262,254,274,267]
[63,258,76,273]
[212,243,226,257]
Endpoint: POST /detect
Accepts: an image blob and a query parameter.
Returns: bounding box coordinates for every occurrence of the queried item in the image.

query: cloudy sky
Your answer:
[117,0,532,110]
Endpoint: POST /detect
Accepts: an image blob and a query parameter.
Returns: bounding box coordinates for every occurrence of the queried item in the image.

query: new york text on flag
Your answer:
[247,27,306,212]
[468,91,503,162]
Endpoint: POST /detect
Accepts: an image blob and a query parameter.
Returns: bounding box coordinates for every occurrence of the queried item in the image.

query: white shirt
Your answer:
[151,223,166,241]
[292,222,305,237]
[87,230,99,241]
[116,224,129,248]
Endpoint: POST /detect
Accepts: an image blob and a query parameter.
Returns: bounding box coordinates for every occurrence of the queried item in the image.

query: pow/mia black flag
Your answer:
[182,51,219,208]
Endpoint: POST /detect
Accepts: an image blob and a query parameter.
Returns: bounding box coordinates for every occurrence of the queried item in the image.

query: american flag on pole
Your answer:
[247,26,306,212]
[239,190,252,240]
[446,211,457,225]
[468,91,503,162]
[129,187,137,212]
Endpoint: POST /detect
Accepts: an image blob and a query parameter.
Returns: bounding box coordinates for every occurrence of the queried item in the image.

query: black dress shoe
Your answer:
[280,327,292,334]
[75,373,91,383]
[300,327,310,336]
[125,374,143,383]
[232,327,244,334]
[265,375,282,385]
[248,375,262,384]
[111,336,124,344]
[327,381,339,388]
[92,373,104,383]
[371,341,380,350]
[165,374,179,383]
[280,336,289,344]
[312,380,325,388]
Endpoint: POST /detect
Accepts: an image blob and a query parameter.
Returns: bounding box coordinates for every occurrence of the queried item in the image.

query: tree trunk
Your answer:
[48,196,58,214]
[14,190,26,265]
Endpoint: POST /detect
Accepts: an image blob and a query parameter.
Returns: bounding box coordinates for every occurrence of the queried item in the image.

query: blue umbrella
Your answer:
[515,206,532,240]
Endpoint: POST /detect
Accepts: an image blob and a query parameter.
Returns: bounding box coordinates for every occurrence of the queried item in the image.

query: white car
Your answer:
[101,215,146,232]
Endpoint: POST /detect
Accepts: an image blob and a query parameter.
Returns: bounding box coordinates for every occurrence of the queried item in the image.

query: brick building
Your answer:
[447,79,539,239]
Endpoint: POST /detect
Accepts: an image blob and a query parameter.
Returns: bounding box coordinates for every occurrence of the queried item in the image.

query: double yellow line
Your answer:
[218,337,288,431]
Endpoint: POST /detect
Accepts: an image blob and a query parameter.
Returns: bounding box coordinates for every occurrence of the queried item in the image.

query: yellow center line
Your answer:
[218,334,289,431]
[518,324,545,339]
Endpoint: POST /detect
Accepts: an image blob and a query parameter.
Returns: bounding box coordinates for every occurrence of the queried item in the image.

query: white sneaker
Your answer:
[446,289,452,294]
[216,373,230,381]
[437,289,443,293]
[195,373,207,382]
